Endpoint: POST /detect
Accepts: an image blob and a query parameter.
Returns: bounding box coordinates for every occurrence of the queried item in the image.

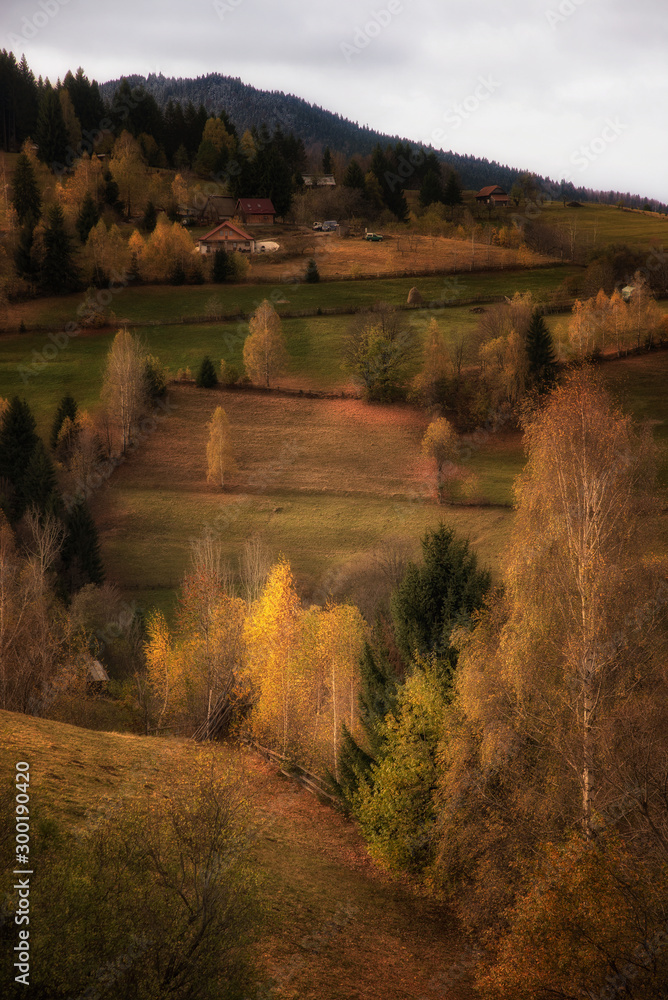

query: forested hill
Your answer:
[98,71,662,210]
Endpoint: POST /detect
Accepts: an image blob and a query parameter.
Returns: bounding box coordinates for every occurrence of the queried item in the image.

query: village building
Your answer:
[235,198,276,225]
[197,195,236,225]
[197,220,255,254]
[302,174,336,188]
[476,184,509,207]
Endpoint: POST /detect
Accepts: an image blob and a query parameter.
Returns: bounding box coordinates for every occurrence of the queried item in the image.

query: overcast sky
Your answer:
[5,0,668,202]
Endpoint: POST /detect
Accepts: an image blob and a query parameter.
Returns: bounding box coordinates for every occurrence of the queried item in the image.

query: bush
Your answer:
[0,769,260,999]
[219,359,240,386]
[196,356,218,388]
[305,258,320,283]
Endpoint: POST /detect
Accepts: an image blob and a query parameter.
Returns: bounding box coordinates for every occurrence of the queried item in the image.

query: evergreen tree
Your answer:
[443,169,463,207]
[342,159,366,190]
[419,168,445,208]
[75,191,100,243]
[196,356,218,388]
[102,167,120,210]
[322,146,333,174]
[390,524,491,669]
[11,153,41,225]
[336,618,399,804]
[40,204,79,295]
[370,145,409,222]
[0,397,39,522]
[526,309,558,390]
[50,394,78,450]
[140,200,157,233]
[62,497,104,591]
[212,249,233,283]
[22,439,62,522]
[305,258,320,283]
[14,218,38,281]
[35,84,69,168]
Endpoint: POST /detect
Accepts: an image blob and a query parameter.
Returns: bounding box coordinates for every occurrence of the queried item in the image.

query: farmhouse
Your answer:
[302,174,336,188]
[198,195,236,225]
[197,220,255,254]
[235,198,276,225]
[476,185,509,207]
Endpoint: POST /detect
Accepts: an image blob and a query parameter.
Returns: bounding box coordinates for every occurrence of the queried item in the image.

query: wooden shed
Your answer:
[235,198,276,225]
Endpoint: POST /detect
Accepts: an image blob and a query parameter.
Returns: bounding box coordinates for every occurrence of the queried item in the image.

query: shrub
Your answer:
[305,258,320,283]
[219,359,240,386]
[196,355,218,388]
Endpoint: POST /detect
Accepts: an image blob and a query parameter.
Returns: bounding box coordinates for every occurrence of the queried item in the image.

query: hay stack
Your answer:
[407,286,423,305]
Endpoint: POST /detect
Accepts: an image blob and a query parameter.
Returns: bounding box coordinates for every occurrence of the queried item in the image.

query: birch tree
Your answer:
[205,406,236,489]
[101,329,146,453]
[242,299,288,388]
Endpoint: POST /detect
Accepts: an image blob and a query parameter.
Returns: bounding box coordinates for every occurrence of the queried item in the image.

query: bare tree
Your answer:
[24,507,65,577]
[240,534,271,605]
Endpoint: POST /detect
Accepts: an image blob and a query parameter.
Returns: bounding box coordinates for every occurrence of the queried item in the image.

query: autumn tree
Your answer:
[242,299,288,387]
[109,131,146,217]
[101,328,147,453]
[206,406,236,489]
[421,417,459,503]
[345,303,417,402]
[411,318,453,406]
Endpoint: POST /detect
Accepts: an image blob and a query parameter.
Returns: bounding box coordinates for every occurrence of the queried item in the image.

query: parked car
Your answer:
[312,222,323,231]
[365,232,383,241]
[322,220,338,231]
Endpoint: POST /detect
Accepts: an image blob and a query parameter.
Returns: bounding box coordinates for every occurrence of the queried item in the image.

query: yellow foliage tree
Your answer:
[84,220,131,283]
[109,131,146,216]
[206,406,236,489]
[412,318,453,404]
[421,416,459,503]
[242,300,288,387]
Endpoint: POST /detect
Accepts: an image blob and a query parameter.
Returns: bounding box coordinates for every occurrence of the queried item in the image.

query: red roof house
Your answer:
[476,185,509,206]
[235,198,276,225]
[197,220,255,254]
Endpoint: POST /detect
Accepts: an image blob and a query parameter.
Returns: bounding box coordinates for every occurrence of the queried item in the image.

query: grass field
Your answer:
[91,385,517,615]
[1,265,579,331]
[536,201,668,249]
[0,710,476,1000]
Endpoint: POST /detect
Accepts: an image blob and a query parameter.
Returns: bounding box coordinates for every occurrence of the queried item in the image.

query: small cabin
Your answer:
[235,198,276,225]
[198,196,236,225]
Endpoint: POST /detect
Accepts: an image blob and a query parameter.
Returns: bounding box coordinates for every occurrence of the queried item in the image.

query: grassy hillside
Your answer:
[0,710,477,999]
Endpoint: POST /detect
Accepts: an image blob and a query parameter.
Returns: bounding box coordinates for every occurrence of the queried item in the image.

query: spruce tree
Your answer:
[75,192,100,243]
[196,356,218,388]
[342,159,366,190]
[22,439,62,522]
[0,397,39,522]
[50,394,78,450]
[526,309,558,390]
[322,146,333,174]
[102,167,120,210]
[443,170,463,207]
[390,524,491,669]
[419,169,444,208]
[14,218,37,280]
[62,497,104,591]
[212,249,233,283]
[34,84,69,168]
[140,200,157,233]
[305,258,320,283]
[11,153,41,225]
[40,204,79,295]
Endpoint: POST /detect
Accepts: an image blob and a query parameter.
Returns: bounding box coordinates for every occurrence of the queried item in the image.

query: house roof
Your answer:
[477,185,506,197]
[202,195,236,214]
[236,198,276,215]
[199,220,254,242]
[86,656,109,683]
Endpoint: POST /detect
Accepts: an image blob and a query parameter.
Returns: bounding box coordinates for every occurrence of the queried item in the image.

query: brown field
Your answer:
[0,710,477,999]
[248,231,555,281]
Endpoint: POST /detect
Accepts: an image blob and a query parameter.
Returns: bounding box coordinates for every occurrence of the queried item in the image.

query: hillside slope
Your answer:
[0,711,477,999]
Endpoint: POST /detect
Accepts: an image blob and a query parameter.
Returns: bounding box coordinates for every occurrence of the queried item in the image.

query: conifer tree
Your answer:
[390,524,491,669]
[40,204,79,295]
[140,200,157,234]
[0,397,39,522]
[322,146,333,174]
[305,258,320,283]
[419,169,444,208]
[62,496,104,590]
[212,249,233,283]
[14,219,37,280]
[443,169,463,207]
[196,356,218,388]
[75,191,100,243]
[35,84,69,168]
[22,439,62,523]
[526,308,557,390]
[11,152,41,225]
[342,159,366,190]
[50,394,78,450]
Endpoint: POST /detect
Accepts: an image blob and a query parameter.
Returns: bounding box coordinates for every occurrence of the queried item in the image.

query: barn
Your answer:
[476,185,509,207]
[235,198,276,225]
